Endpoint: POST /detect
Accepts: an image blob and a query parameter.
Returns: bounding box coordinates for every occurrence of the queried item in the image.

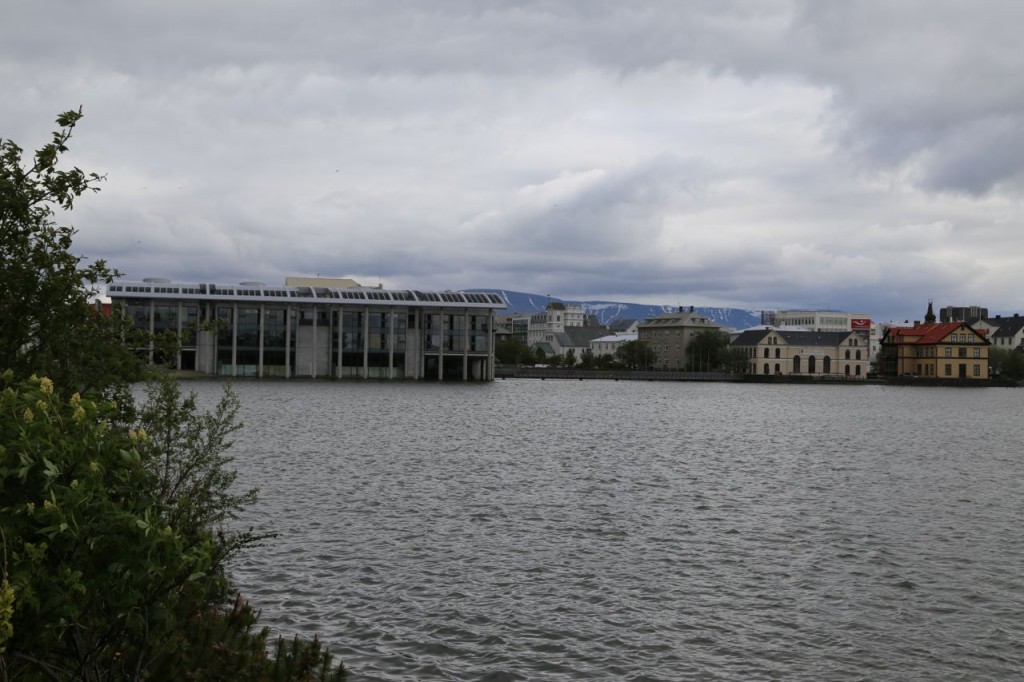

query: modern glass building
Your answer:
[109,279,507,380]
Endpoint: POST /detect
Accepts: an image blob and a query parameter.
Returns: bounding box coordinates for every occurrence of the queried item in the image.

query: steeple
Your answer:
[925,299,936,324]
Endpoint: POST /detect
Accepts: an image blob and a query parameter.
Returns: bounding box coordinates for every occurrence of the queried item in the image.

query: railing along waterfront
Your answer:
[495,367,738,381]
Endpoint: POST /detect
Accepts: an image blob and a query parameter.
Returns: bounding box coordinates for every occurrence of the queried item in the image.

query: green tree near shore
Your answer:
[684,330,731,372]
[989,348,1024,381]
[616,340,655,369]
[0,110,347,680]
[0,109,145,397]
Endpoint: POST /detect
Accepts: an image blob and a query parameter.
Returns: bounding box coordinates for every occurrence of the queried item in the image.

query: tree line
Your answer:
[497,330,749,372]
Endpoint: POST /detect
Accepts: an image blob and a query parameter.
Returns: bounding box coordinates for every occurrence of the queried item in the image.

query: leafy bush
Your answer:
[1,111,347,680]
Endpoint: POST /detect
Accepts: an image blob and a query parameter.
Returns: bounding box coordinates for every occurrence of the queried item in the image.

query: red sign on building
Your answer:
[850,318,871,330]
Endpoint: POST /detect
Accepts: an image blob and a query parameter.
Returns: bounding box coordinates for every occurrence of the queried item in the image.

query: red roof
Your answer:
[886,322,985,345]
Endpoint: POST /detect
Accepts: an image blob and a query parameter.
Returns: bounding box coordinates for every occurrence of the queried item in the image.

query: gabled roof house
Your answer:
[879,302,990,379]
[731,328,869,378]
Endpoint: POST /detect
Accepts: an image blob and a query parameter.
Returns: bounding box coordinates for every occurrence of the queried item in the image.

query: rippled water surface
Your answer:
[187,379,1024,680]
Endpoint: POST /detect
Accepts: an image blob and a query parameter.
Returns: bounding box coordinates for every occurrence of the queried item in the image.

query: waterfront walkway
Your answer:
[496,368,737,381]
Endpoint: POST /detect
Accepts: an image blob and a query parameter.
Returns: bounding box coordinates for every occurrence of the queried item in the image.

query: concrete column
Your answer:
[463,310,469,381]
[258,303,265,378]
[362,306,369,379]
[336,307,343,378]
[231,303,238,378]
[285,305,291,378]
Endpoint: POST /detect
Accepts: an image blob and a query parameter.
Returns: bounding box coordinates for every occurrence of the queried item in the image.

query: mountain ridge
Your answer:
[466,289,763,331]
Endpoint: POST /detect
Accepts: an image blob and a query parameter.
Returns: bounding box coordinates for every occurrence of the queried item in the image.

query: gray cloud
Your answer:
[4,0,1024,323]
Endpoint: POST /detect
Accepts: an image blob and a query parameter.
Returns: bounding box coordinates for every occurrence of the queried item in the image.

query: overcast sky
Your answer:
[4,1,1024,321]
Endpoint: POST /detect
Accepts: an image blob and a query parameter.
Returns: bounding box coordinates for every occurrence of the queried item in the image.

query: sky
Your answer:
[3,0,1024,322]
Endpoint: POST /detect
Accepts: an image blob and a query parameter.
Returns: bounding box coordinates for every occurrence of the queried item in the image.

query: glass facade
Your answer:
[112,288,499,381]
[263,308,287,376]
[217,306,233,375]
[236,307,260,375]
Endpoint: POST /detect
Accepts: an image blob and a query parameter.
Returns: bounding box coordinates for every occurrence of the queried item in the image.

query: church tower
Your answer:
[924,300,936,324]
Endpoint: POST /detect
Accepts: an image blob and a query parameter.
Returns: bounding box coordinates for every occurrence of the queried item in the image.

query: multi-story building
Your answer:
[879,303,990,379]
[495,313,531,345]
[534,326,609,363]
[109,277,506,381]
[972,314,1024,351]
[761,309,878,363]
[590,332,637,358]
[939,305,988,323]
[731,329,870,378]
[760,309,871,332]
[637,307,724,370]
[527,301,585,346]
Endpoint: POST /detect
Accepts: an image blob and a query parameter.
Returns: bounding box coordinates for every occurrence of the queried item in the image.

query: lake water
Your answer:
[183,379,1024,680]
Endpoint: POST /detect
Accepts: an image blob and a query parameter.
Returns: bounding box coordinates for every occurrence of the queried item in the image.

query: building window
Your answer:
[974,348,981,358]
[775,348,780,359]
[959,348,967,358]
[764,363,770,375]
[945,347,952,357]
[793,355,801,373]
[855,365,861,376]
[845,349,851,359]
[945,364,952,376]
[974,364,981,376]
[764,348,769,358]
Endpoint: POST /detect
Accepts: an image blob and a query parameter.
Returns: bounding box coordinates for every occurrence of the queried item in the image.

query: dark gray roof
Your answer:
[731,329,771,346]
[731,329,856,347]
[609,318,638,332]
[989,316,1024,337]
[777,331,857,346]
[562,326,609,347]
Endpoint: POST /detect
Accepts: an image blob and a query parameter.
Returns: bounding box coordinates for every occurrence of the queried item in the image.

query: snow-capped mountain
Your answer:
[466,289,762,331]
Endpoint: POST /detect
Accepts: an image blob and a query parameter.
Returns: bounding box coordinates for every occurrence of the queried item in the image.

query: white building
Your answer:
[527,301,585,346]
[590,332,637,358]
[109,278,506,381]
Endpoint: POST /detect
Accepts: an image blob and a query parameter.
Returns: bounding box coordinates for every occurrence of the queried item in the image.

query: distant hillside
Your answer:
[467,289,762,331]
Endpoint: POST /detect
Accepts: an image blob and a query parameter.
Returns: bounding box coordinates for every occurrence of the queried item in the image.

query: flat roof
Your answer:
[108,280,507,310]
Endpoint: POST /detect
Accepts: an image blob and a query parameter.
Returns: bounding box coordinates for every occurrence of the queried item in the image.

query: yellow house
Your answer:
[880,306,990,379]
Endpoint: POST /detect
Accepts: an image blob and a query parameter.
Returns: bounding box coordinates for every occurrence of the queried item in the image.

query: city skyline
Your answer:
[4,1,1024,323]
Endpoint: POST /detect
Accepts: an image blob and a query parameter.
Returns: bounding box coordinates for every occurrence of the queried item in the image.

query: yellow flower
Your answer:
[22,408,33,423]
[0,578,14,651]
[43,500,54,510]
[25,502,35,514]
[89,460,99,472]
[70,392,81,404]
[135,427,148,442]
[73,406,86,423]
[39,377,53,395]
[36,400,47,412]
[71,479,79,489]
